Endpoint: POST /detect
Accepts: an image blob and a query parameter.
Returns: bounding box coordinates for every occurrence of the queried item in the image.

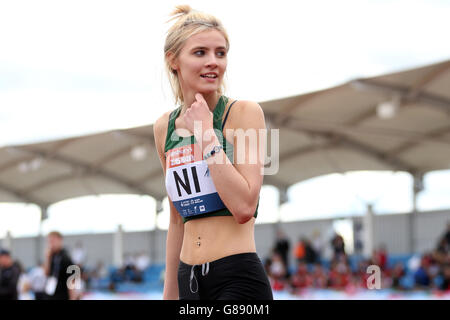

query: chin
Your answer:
[196,86,220,95]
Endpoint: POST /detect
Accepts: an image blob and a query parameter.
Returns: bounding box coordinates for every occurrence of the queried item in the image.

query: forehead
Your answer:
[184,29,227,49]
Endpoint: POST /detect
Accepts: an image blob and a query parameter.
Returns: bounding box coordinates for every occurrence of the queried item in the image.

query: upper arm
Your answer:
[153,114,183,226]
[228,101,266,205]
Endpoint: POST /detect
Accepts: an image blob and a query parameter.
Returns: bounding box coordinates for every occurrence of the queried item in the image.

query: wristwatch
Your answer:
[204,145,223,160]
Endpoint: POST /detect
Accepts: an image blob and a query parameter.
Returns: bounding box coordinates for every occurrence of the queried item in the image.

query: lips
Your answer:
[200,72,218,79]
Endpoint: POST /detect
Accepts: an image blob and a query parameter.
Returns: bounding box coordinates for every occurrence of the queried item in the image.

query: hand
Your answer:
[45,247,52,260]
[183,93,213,141]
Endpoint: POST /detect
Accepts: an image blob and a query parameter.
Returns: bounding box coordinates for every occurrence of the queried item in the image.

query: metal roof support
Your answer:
[363,204,375,259]
[14,146,163,201]
[409,173,424,253]
[273,186,289,237]
[36,205,48,266]
[113,224,124,268]
[350,79,450,113]
[2,230,12,251]
[150,199,163,264]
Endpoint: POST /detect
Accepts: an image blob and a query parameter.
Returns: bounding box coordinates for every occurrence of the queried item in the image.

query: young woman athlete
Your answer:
[153,5,273,300]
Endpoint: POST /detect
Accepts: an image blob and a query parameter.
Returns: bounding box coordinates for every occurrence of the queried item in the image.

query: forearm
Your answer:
[163,219,184,300]
[201,133,260,223]
[43,256,51,276]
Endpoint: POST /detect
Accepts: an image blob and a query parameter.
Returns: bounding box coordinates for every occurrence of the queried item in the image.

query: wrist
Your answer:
[198,127,219,151]
[204,145,223,160]
[193,121,213,143]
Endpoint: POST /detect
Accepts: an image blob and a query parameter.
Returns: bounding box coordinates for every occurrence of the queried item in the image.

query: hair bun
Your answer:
[170,5,192,17]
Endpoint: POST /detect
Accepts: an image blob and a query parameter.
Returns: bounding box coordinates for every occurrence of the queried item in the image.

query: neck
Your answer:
[181,91,221,113]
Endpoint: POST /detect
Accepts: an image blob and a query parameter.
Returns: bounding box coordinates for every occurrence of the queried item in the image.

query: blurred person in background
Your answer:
[268,251,287,291]
[28,261,47,300]
[353,259,371,289]
[311,230,323,263]
[304,238,318,265]
[16,262,33,300]
[124,253,142,283]
[330,233,346,261]
[372,244,388,271]
[433,235,449,265]
[44,231,76,300]
[439,263,450,291]
[311,263,328,289]
[274,229,290,277]
[290,261,313,294]
[71,241,86,268]
[294,236,306,265]
[445,222,450,247]
[414,252,433,289]
[328,255,351,290]
[0,249,21,300]
[136,251,150,273]
[389,262,406,291]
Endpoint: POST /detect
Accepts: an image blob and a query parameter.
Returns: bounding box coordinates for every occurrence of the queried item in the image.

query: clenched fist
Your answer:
[183,93,214,141]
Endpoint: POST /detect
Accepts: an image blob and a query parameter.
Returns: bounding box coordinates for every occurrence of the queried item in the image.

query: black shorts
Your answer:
[178,252,273,300]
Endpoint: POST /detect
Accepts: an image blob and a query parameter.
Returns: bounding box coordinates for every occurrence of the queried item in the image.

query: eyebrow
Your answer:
[191,46,227,51]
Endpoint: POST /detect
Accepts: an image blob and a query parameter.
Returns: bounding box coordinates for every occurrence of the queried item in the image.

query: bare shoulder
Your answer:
[228,99,265,129]
[154,110,174,137]
[153,110,172,152]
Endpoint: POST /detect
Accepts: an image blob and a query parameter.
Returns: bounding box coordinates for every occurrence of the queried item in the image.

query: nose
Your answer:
[205,52,218,68]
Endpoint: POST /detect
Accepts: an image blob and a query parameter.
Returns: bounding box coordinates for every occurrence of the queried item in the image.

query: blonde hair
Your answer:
[164,5,230,105]
[48,231,63,239]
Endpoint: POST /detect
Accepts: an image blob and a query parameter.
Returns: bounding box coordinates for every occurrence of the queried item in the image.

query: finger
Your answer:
[195,93,206,103]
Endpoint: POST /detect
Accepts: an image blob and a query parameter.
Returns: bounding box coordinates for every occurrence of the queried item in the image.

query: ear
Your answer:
[166,52,178,73]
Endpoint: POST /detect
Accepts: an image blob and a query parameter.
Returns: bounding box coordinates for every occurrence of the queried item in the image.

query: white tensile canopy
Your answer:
[1,59,449,255]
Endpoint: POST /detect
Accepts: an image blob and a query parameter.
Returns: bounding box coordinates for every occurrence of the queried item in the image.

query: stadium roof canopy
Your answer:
[0,59,449,211]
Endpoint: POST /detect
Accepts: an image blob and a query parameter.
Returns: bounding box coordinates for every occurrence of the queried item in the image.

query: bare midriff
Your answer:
[180,215,256,265]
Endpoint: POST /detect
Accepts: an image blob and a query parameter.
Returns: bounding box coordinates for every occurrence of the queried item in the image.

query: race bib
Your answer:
[165,143,226,218]
[45,276,57,295]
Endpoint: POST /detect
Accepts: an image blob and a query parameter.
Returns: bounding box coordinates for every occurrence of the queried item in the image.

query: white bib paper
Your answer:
[45,276,57,295]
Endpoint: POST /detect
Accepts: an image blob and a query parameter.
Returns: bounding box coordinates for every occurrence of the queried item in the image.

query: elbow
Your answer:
[234,203,256,224]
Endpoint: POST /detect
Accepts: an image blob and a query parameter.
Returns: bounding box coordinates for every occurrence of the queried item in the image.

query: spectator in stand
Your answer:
[44,231,76,300]
[439,262,450,291]
[294,237,306,265]
[433,235,449,265]
[28,261,47,300]
[274,229,290,277]
[353,259,371,289]
[372,244,388,271]
[136,251,150,273]
[445,222,450,246]
[268,251,287,291]
[389,262,406,291]
[88,261,109,290]
[290,261,312,293]
[330,233,346,261]
[311,263,328,289]
[328,255,351,290]
[126,254,142,283]
[414,253,433,289]
[304,238,318,265]
[71,241,86,268]
[0,249,21,300]
[311,230,323,263]
[263,256,272,278]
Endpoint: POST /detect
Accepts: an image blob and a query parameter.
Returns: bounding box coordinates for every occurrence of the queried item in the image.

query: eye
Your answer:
[194,50,205,56]
[217,51,226,57]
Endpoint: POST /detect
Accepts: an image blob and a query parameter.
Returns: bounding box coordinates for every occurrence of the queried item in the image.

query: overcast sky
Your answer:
[1,0,450,238]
